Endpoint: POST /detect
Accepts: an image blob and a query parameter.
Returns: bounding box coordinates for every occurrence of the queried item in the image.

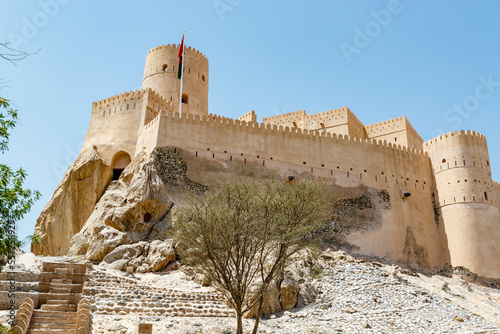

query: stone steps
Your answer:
[30,316,76,324]
[40,303,77,312]
[24,262,89,333]
[32,310,77,319]
[85,270,236,318]
[46,299,70,305]
[27,329,74,334]
[49,287,72,294]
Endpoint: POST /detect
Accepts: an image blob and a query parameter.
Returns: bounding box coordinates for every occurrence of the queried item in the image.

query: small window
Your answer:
[162,64,168,71]
[202,75,206,82]
[442,159,446,163]
[485,192,489,201]
[182,93,189,104]
[487,160,490,167]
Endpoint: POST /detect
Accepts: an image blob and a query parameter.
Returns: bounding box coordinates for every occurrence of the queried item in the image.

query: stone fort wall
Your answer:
[424,130,500,278]
[142,44,208,117]
[365,116,424,151]
[137,111,445,269]
[76,42,500,278]
[81,88,173,166]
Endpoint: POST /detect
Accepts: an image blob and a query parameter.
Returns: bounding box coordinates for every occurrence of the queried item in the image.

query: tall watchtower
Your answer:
[424,130,500,278]
[142,44,209,116]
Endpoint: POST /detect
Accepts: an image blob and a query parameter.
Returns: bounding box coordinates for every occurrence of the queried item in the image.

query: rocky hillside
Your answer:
[2,251,499,334]
[87,251,500,333]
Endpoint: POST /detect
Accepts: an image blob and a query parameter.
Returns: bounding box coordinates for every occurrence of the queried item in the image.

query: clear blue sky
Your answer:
[1,1,499,250]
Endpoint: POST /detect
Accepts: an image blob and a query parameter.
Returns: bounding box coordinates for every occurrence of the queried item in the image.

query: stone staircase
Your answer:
[84,269,236,318]
[26,262,88,334]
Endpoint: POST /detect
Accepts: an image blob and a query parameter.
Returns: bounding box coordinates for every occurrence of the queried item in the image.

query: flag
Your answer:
[178,33,185,79]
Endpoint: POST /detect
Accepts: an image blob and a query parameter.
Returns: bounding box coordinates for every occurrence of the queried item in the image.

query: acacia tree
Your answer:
[174,180,332,334]
[0,97,40,271]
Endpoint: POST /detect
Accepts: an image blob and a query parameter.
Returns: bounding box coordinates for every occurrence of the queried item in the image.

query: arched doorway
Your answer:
[111,151,131,180]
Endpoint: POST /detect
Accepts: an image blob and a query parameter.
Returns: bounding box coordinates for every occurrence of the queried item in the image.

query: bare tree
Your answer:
[0,42,38,65]
[174,180,333,334]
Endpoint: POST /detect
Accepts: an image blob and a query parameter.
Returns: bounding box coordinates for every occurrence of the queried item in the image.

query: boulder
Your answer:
[101,240,175,272]
[146,240,176,272]
[85,226,133,261]
[67,153,175,261]
[32,147,113,255]
[280,278,299,310]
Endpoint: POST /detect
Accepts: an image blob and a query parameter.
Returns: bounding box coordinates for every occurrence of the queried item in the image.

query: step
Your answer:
[46,299,69,305]
[49,288,71,294]
[50,278,73,284]
[31,316,76,324]
[40,304,77,312]
[27,330,74,334]
[29,322,74,330]
[39,282,82,293]
[42,262,88,275]
[54,268,74,274]
[39,292,80,300]
[40,272,86,284]
[32,310,77,319]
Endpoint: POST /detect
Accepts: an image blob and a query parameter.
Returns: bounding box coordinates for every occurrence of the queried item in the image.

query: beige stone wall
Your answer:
[138,111,445,269]
[495,181,500,208]
[238,110,257,123]
[262,107,367,139]
[424,130,500,278]
[81,88,172,165]
[439,204,500,279]
[142,44,208,117]
[262,110,306,128]
[424,130,497,208]
[365,116,424,151]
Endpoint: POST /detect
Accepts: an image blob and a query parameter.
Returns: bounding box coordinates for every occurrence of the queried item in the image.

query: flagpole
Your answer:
[179,30,186,116]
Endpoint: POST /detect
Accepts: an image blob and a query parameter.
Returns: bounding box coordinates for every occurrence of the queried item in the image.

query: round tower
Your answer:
[142,44,208,116]
[424,130,500,278]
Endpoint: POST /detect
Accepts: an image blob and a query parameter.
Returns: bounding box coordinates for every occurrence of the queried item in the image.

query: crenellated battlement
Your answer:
[262,110,306,122]
[160,111,426,159]
[92,89,147,107]
[92,88,173,115]
[303,107,350,120]
[238,110,257,123]
[365,116,410,137]
[424,130,486,147]
[146,44,208,60]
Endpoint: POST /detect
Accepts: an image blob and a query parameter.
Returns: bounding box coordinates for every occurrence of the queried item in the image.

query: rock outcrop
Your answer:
[245,249,320,318]
[67,151,175,262]
[32,147,113,256]
[101,240,176,272]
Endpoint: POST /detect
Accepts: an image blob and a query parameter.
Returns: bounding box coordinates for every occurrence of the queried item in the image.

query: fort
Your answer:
[55,43,500,279]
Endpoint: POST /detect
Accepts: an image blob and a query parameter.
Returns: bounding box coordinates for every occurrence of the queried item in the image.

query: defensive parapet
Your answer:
[238,110,257,123]
[262,110,306,128]
[262,107,367,139]
[142,44,208,116]
[365,116,424,151]
[424,130,500,278]
[82,88,173,165]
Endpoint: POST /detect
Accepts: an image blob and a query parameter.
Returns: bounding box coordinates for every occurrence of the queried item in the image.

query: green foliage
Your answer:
[0,97,40,271]
[311,267,323,279]
[0,97,17,154]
